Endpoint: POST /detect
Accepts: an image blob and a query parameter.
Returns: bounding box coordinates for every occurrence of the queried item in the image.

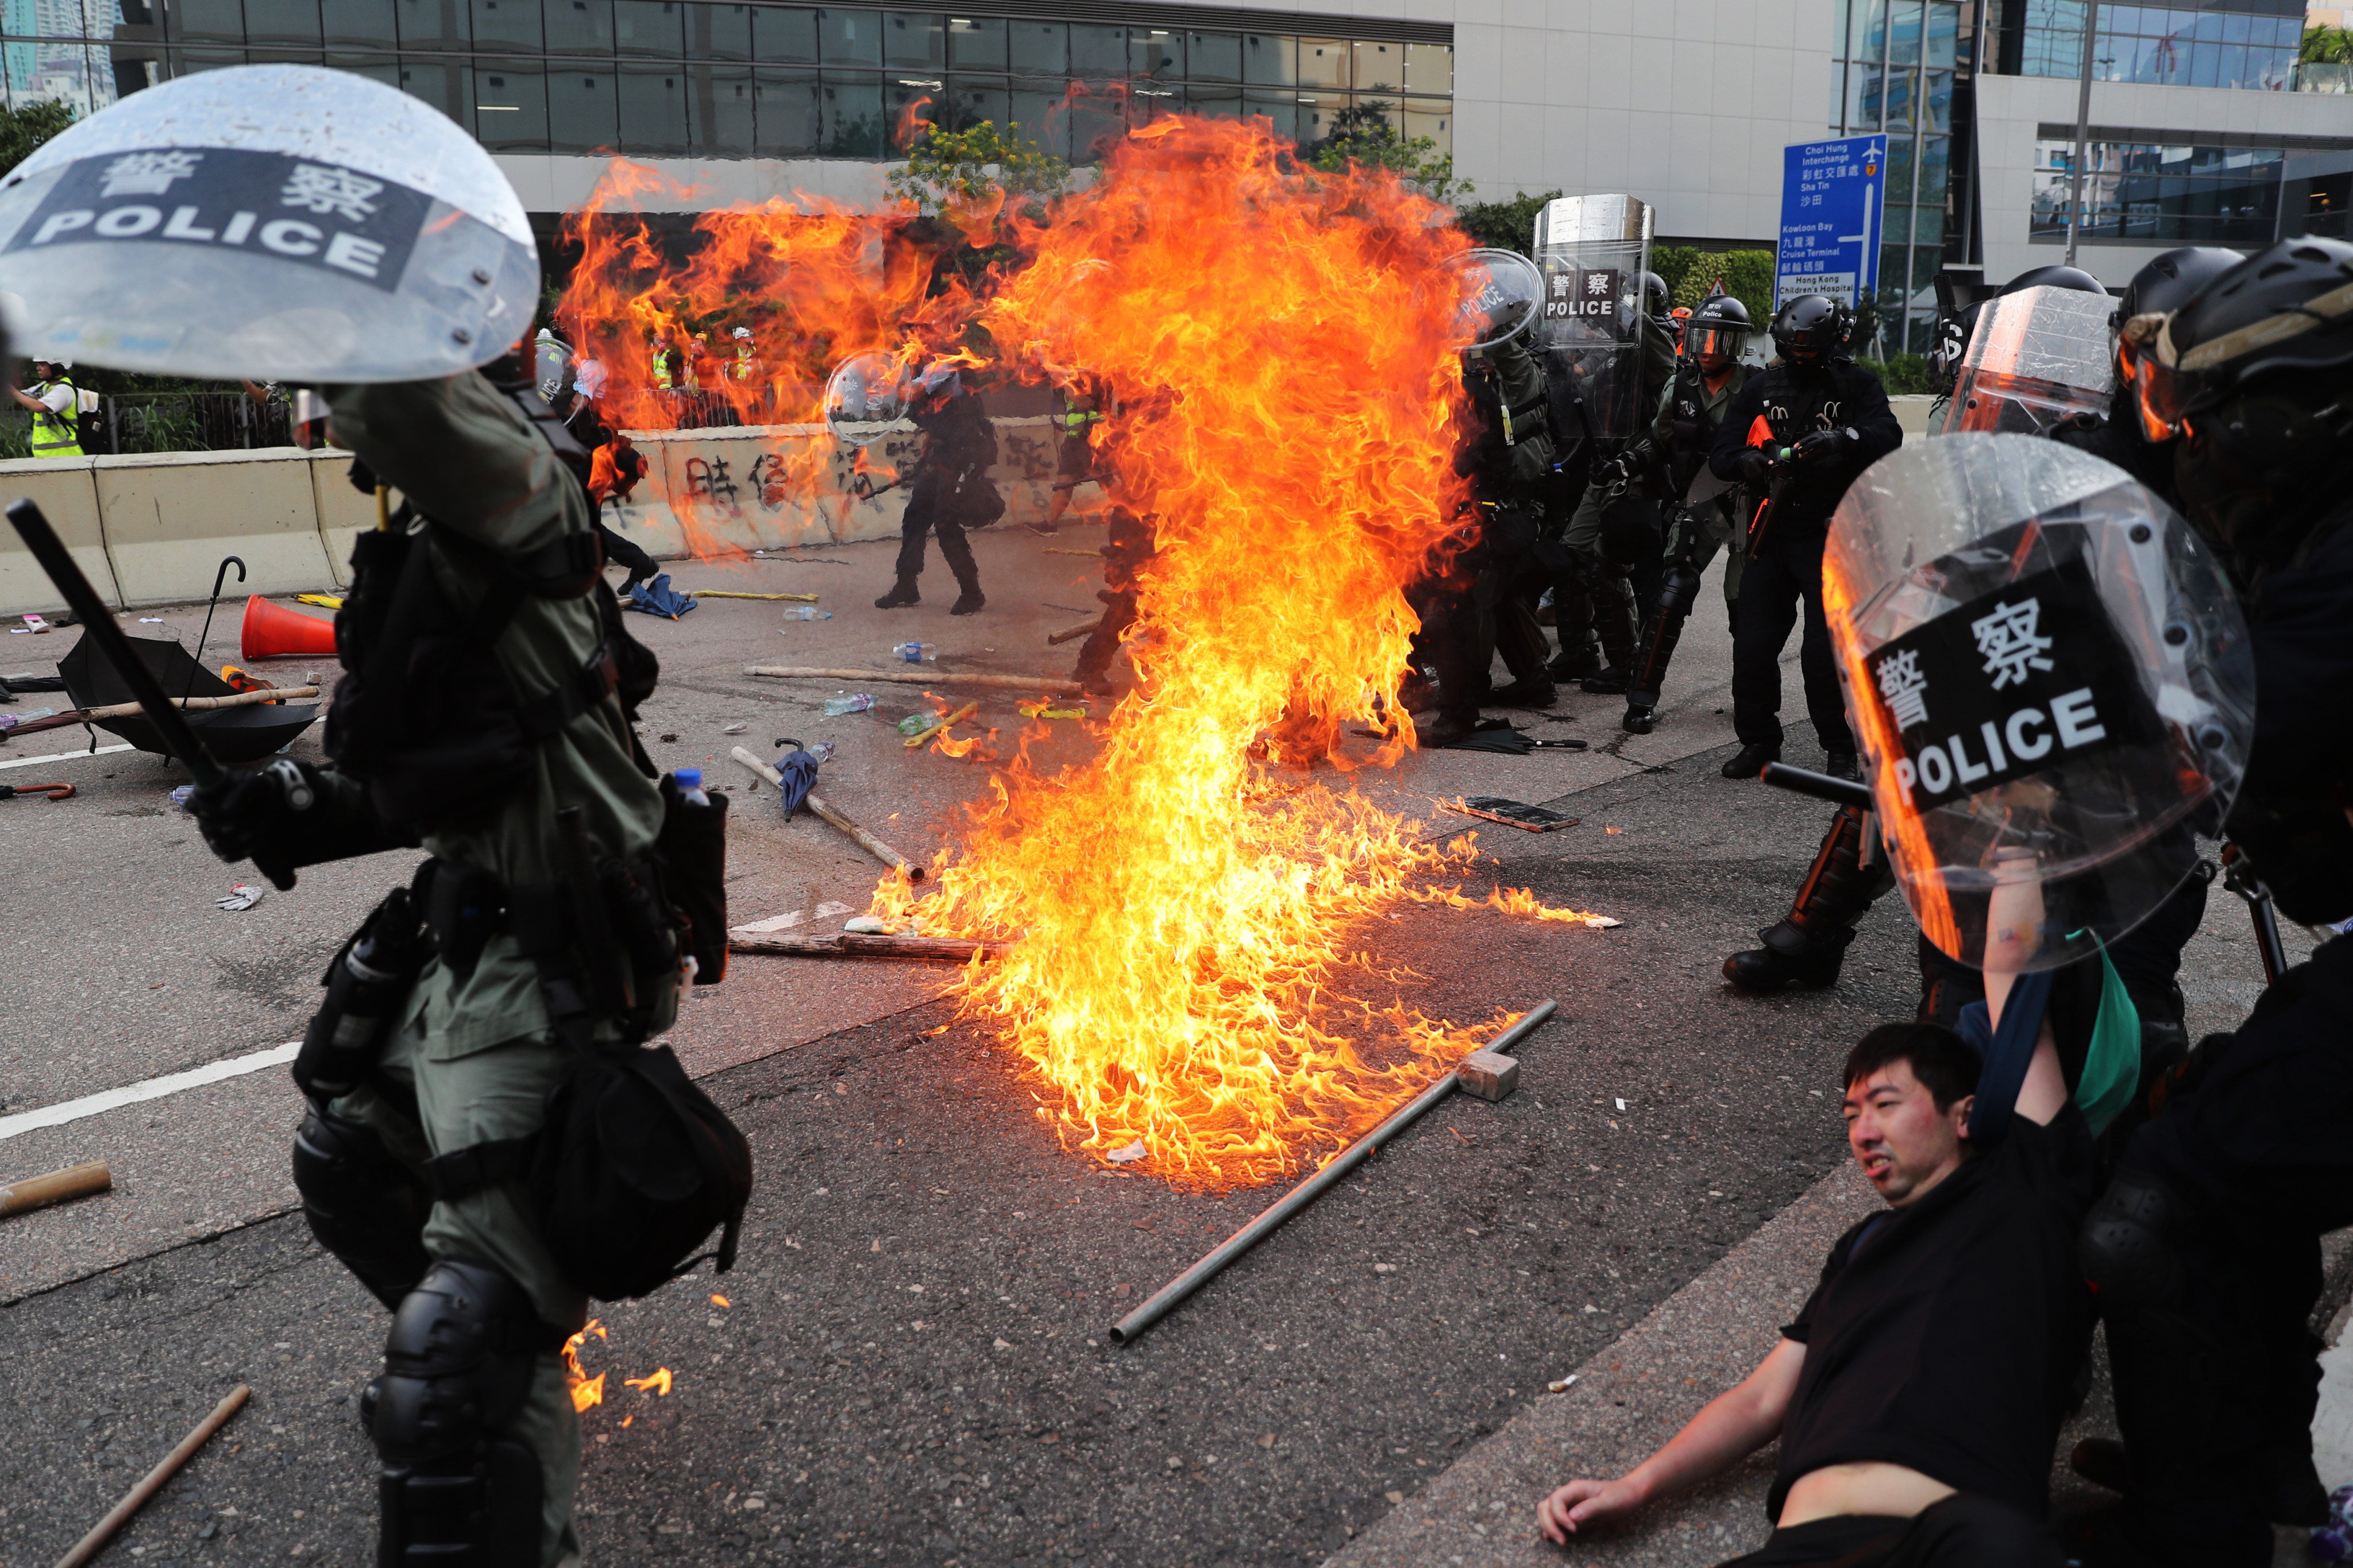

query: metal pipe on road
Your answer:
[1109,999,1558,1346]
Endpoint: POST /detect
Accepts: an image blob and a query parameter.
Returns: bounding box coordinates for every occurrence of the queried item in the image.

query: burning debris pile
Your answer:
[564,116,1609,1189]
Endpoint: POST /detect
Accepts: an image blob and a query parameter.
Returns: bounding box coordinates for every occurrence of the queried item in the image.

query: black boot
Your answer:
[1487,677,1557,709]
[951,589,986,615]
[1418,710,1479,748]
[875,581,920,609]
[1722,804,1892,994]
[1721,741,1779,779]
[1624,562,1700,732]
[1580,575,1638,693]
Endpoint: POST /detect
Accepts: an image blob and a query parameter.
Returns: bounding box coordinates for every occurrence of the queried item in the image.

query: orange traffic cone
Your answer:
[240,594,338,661]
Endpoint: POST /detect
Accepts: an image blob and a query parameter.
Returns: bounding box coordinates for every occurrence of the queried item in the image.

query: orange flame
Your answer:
[854,117,1543,1187]
[562,1319,610,1412]
[626,1368,674,1396]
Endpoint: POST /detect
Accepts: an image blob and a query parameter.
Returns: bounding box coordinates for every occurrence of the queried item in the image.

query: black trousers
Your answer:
[893,475,981,591]
[1717,1496,2064,1568]
[2099,934,2353,1567]
[596,519,655,588]
[1733,530,1851,754]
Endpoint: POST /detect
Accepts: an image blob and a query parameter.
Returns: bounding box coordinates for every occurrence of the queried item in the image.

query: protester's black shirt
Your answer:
[1768,1106,2098,1523]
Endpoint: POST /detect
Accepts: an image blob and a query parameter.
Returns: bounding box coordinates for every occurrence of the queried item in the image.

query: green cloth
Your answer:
[2075,946,2142,1137]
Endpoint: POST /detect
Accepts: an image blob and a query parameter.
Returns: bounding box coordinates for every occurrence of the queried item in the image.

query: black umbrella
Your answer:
[57,633,319,763]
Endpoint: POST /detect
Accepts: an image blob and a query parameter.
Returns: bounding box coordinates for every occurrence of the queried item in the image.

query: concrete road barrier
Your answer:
[0,415,1075,616]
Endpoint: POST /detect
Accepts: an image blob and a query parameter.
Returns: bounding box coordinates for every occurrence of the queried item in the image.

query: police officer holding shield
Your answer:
[2077,237,2353,1568]
[1708,295,1902,782]
[0,65,741,1567]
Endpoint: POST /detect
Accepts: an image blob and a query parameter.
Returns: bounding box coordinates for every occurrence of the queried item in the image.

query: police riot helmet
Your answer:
[0,65,536,383]
[1999,263,2105,298]
[1770,293,1850,367]
[2114,248,2242,331]
[2129,238,2353,574]
[1633,271,1671,319]
[1683,292,1750,365]
[1824,434,2254,973]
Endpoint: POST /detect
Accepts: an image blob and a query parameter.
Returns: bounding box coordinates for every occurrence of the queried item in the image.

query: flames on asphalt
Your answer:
[565,117,1609,1189]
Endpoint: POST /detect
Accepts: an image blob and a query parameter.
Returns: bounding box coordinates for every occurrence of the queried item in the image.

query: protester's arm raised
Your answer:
[1537,1337,1806,1544]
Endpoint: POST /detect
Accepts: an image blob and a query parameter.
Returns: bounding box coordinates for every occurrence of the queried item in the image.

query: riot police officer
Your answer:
[0,65,743,1568]
[2080,236,2353,1568]
[1546,269,1677,689]
[875,362,1002,616]
[1707,295,1902,781]
[1618,291,1754,733]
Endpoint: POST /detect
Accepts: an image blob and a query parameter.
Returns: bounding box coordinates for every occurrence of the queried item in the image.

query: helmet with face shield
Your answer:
[1683,292,1750,368]
[1824,434,2254,974]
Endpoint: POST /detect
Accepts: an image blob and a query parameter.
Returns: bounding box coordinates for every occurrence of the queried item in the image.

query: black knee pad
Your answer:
[291,1104,432,1312]
[374,1260,553,1567]
[2081,1171,2188,1316]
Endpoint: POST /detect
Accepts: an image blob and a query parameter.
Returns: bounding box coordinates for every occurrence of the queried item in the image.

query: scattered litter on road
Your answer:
[780,606,832,620]
[1107,1141,1148,1164]
[905,701,977,750]
[844,914,889,934]
[0,1158,111,1219]
[1546,1375,1579,1393]
[168,785,194,810]
[890,641,938,663]
[823,694,876,716]
[693,590,819,601]
[897,713,931,736]
[0,779,73,801]
[215,885,265,912]
[21,613,49,632]
[0,706,55,729]
[1018,700,1089,719]
[1441,797,1580,833]
[1372,1263,1397,1275]
[722,722,747,735]
[52,1385,249,1568]
[1614,1098,1627,1111]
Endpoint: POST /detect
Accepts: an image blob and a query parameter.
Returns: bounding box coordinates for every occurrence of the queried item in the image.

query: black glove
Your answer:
[190,759,413,890]
[1736,447,1773,488]
[1595,454,1631,488]
[1791,427,1857,464]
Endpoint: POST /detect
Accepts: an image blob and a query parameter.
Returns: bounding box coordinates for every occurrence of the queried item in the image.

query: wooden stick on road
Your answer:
[0,1160,111,1219]
[687,590,820,601]
[1045,616,1101,646]
[728,747,924,882]
[53,1385,250,1568]
[729,931,1010,962]
[903,701,977,750]
[743,666,1086,695]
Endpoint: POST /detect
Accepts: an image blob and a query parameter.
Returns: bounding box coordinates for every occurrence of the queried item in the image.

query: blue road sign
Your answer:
[1775,136,1888,310]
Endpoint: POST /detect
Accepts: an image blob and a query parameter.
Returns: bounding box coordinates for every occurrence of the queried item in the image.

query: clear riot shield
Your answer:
[1825,434,2254,974]
[824,351,912,446]
[1532,194,1653,441]
[1440,248,1544,352]
[1946,284,2116,437]
[0,65,537,383]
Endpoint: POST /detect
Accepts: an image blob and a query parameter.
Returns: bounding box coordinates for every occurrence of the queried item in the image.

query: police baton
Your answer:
[1759,761,1873,812]
[4,498,228,790]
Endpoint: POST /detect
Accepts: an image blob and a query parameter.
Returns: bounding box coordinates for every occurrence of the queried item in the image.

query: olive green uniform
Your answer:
[1647,361,1753,618]
[321,371,666,1567]
[1552,313,1680,665]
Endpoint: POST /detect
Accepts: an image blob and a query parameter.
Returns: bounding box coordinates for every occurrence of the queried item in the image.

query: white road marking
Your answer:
[733,900,854,935]
[0,1042,298,1143]
[0,742,136,771]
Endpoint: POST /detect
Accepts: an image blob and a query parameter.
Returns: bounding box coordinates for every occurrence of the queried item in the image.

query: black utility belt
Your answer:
[419,852,677,992]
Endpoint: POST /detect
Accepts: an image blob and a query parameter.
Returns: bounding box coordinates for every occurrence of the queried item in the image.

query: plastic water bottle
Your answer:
[897,713,931,736]
[823,694,875,716]
[805,740,837,764]
[782,605,832,621]
[674,767,711,806]
[890,642,938,663]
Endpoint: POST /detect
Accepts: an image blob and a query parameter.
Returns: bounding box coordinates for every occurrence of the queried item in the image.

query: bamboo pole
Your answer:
[0,1160,111,1219]
[1043,547,1102,558]
[1109,1002,1559,1345]
[903,700,977,750]
[728,747,924,882]
[686,590,820,601]
[744,666,1085,695]
[1046,616,1101,646]
[82,686,320,720]
[729,932,1010,962]
[53,1385,250,1568]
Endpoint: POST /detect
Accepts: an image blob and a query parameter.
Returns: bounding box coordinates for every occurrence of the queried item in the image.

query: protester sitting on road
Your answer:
[1537,1017,2095,1567]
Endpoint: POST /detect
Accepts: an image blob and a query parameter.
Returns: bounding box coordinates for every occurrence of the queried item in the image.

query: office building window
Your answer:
[3,0,1449,170]
[2030,136,2288,242]
[1830,0,1965,353]
[1998,0,2299,91]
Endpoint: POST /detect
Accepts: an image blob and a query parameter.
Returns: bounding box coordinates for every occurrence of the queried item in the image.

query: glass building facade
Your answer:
[1828,0,1968,352]
[2030,134,2284,241]
[1999,0,2301,90]
[0,0,1452,165]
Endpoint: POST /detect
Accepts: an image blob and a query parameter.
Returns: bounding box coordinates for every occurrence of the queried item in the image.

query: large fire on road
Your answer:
[564,116,1608,1189]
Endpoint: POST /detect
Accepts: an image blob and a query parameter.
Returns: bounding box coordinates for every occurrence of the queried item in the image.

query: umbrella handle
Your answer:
[185,555,246,702]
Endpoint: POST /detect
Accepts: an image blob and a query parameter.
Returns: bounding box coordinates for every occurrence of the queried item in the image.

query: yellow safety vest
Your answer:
[29,379,82,458]
[732,343,756,381]
[653,352,676,390]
